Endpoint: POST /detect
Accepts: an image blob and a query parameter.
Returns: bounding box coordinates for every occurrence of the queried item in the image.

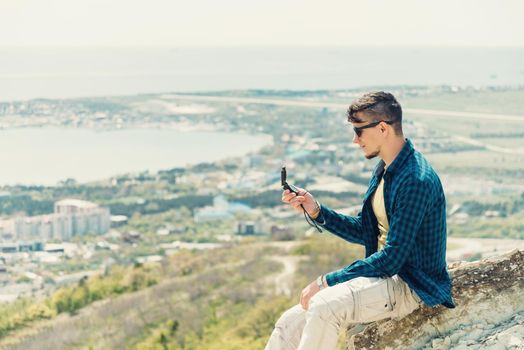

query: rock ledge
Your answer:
[347,249,524,349]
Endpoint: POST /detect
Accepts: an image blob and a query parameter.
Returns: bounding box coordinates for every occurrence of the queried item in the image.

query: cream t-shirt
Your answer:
[371,174,389,251]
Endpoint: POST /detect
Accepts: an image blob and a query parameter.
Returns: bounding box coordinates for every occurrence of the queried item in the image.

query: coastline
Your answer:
[0,126,273,186]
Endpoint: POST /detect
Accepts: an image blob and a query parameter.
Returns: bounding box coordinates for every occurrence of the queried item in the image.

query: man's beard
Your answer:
[365,150,380,160]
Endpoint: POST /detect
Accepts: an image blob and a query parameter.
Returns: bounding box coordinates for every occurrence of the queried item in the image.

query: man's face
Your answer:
[350,112,384,160]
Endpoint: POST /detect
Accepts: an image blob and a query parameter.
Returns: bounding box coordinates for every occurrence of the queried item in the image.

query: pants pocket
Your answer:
[390,276,422,319]
[355,278,395,323]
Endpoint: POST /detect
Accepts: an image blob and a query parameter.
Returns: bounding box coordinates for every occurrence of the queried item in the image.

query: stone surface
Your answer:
[346,249,524,350]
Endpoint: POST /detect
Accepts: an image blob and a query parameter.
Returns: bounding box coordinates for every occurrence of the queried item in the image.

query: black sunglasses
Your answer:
[353,120,395,137]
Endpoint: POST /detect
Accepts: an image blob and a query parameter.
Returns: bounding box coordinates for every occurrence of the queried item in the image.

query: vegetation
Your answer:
[0,235,362,349]
[0,264,160,338]
[0,194,53,216]
[128,235,362,350]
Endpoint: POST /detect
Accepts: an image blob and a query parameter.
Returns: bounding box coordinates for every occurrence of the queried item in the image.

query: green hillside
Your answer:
[0,236,362,350]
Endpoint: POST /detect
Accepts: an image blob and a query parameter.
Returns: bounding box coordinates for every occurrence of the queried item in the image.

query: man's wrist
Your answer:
[316,275,327,290]
[309,200,321,219]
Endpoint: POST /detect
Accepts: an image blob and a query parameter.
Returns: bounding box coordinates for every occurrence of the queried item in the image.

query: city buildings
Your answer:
[193,195,251,223]
[0,199,110,243]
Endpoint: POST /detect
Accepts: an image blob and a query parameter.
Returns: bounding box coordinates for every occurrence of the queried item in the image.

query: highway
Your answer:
[164,94,524,123]
[165,94,524,156]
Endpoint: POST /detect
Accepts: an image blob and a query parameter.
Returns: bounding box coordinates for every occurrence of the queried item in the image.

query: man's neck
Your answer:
[381,137,406,169]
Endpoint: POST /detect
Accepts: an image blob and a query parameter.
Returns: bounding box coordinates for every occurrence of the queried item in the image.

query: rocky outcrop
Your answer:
[346,249,524,349]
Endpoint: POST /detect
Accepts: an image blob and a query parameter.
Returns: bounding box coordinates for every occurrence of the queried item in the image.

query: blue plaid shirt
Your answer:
[315,139,455,308]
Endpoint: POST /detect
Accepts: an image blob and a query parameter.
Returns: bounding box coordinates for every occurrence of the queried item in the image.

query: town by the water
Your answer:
[0,86,524,349]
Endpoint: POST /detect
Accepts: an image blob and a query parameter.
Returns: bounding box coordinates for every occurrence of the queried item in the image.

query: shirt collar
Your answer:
[373,138,414,177]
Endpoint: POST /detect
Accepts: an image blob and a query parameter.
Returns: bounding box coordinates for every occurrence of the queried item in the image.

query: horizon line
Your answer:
[2,44,524,49]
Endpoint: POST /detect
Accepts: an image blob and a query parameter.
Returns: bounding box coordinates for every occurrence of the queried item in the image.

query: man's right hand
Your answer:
[281,187,320,219]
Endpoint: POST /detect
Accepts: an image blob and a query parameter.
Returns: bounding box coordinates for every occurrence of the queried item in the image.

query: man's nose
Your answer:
[352,133,359,144]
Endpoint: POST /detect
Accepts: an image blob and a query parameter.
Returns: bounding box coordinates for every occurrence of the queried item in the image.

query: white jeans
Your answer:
[265,275,423,350]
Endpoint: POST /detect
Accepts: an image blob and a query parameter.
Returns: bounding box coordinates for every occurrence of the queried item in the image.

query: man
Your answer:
[265,91,454,350]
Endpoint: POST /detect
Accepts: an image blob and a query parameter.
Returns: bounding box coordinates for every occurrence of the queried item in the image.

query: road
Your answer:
[266,255,305,297]
[164,94,524,123]
[263,241,307,297]
[452,135,524,156]
[447,237,524,262]
[166,94,524,156]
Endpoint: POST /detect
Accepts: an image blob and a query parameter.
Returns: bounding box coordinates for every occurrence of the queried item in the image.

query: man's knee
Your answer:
[274,304,305,329]
[267,304,305,349]
[308,293,345,324]
[307,283,357,325]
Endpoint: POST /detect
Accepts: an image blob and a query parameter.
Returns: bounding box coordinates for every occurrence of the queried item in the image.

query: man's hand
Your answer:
[281,187,319,218]
[300,279,321,310]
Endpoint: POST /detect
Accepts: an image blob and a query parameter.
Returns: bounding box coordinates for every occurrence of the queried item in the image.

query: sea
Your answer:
[0,46,522,185]
[1,46,523,102]
[0,128,272,186]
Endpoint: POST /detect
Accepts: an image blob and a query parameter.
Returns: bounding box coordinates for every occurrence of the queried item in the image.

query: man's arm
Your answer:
[314,203,365,246]
[283,187,367,310]
[283,187,365,245]
[324,179,431,286]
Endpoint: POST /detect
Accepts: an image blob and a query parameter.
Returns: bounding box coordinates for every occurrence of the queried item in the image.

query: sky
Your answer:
[0,0,523,47]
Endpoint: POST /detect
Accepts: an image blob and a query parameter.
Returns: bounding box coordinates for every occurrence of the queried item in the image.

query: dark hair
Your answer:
[347,91,403,135]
